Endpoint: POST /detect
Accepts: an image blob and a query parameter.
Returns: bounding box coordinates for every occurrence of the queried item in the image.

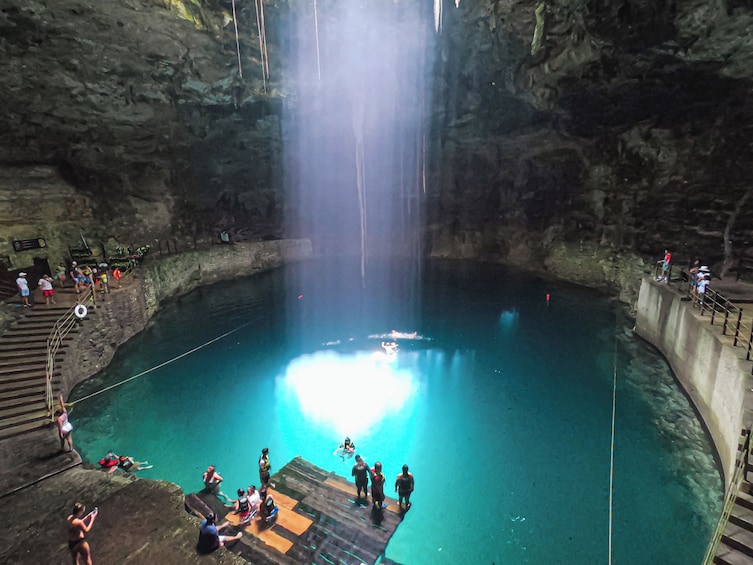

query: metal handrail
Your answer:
[701,428,751,564]
[680,273,753,370]
[45,286,95,419]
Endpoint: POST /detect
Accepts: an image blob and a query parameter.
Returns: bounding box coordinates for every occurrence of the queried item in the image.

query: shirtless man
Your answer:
[66,502,98,565]
[203,465,230,502]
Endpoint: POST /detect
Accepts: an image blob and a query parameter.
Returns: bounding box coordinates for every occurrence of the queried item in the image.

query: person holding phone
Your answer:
[66,502,98,564]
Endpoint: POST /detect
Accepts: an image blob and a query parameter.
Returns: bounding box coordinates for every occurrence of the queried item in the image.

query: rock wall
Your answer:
[428,223,652,308]
[0,166,98,270]
[140,238,312,315]
[2,0,753,282]
[634,279,753,487]
[58,239,312,396]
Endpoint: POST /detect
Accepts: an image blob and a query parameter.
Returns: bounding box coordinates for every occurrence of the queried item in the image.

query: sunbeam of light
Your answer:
[279,350,417,439]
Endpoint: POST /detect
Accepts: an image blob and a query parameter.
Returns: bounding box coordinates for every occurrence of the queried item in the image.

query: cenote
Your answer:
[70,257,722,564]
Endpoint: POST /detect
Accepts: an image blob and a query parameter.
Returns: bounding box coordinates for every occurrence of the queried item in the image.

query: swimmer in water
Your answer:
[381,341,398,354]
[390,330,417,340]
[334,436,356,459]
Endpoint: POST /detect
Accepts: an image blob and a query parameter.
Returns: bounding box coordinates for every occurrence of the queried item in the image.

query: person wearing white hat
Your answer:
[696,267,711,307]
[15,272,30,307]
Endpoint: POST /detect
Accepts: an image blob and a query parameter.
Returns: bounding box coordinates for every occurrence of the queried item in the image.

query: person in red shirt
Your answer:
[659,249,672,282]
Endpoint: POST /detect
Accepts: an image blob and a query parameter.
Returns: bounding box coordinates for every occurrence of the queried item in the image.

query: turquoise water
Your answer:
[70,258,722,564]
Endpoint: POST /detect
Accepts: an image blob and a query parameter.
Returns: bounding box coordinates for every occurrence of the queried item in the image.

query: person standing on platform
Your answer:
[112,266,122,288]
[38,274,56,305]
[259,447,271,487]
[696,266,711,307]
[352,454,370,500]
[16,271,30,307]
[659,249,672,282]
[370,461,386,509]
[54,263,67,287]
[395,464,414,509]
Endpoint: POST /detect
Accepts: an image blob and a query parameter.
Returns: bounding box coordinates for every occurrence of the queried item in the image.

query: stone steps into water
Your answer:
[0,301,92,439]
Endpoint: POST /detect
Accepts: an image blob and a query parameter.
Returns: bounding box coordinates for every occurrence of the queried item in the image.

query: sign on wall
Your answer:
[12,238,46,252]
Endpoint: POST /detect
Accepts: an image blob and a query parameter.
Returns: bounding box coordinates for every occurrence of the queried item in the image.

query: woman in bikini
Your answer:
[66,502,98,565]
[55,394,73,452]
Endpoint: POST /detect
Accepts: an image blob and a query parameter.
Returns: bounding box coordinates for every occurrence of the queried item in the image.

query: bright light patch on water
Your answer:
[279,349,417,439]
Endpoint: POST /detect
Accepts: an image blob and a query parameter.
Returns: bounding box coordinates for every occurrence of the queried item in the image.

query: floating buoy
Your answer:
[74,304,88,319]
[546,293,551,303]
[298,294,304,300]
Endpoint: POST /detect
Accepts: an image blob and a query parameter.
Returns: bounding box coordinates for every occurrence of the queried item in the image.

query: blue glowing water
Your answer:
[70,258,722,564]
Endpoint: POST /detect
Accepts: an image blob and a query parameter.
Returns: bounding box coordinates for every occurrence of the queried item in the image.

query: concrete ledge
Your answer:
[635,279,753,487]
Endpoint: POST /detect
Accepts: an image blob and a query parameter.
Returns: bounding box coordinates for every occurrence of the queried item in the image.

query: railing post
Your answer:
[710,291,718,325]
[723,301,731,336]
[733,309,743,347]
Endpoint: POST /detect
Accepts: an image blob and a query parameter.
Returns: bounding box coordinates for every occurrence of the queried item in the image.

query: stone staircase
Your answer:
[714,437,753,564]
[0,288,92,440]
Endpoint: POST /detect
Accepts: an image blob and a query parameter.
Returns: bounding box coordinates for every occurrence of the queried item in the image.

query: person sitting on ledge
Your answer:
[196,512,242,554]
[229,488,252,525]
[247,485,261,517]
[257,488,278,524]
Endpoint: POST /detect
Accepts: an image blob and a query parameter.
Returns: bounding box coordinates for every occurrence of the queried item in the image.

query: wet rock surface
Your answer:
[0,427,245,564]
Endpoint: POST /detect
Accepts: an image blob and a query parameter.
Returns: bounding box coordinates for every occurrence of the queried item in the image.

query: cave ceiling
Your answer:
[0,0,752,271]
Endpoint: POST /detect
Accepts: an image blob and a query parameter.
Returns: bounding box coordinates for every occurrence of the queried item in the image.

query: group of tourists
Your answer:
[14,272,56,307]
[689,260,712,306]
[67,261,118,295]
[197,447,277,552]
[657,251,714,307]
[352,453,414,511]
[14,260,124,309]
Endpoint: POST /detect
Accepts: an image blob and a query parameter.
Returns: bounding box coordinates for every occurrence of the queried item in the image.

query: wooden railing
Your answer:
[702,427,752,564]
[45,286,95,420]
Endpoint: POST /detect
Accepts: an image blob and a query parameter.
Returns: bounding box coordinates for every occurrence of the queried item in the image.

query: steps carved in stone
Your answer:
[0,300,93,439]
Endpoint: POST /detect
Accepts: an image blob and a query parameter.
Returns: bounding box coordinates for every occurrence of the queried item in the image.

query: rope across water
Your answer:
[608,321,618,564]
[69,322,252,407]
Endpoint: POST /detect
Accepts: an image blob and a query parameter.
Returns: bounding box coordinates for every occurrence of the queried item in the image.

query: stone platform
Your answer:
[186,456,407,565]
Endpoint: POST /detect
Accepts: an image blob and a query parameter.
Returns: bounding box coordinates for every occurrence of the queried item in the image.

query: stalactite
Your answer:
[255,0,269,92]
[231,0,243,78]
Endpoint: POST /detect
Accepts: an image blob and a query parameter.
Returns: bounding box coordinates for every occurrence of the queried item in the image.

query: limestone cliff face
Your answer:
[0,0,751,297]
